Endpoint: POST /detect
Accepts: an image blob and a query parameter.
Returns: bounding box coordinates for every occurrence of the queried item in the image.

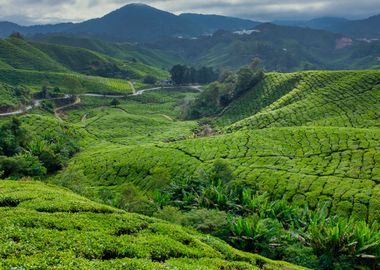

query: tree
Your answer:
[0,118,28,157]
[170,65,187,85]
[170,65,219,85]
[110,98,120,108]
[9,32,23,39]
[143,75,157,85]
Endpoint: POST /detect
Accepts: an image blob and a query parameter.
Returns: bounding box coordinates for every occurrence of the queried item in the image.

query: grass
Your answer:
[0,180,304,270]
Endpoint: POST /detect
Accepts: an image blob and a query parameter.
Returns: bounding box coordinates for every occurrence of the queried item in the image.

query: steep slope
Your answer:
[0,180,303,269]
[0,37,68,72]
[227,70,380,130]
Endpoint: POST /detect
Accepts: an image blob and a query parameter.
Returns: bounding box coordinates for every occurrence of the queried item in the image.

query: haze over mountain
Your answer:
[274,15,380,38]
[0,4,259,42]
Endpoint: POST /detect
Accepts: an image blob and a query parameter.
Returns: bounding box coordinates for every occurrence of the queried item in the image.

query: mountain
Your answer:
[273,17,348,29]
[149,23,380,71]
[274,15,380,38]
[331,15,380,38]
[179,13,259,33]
[0,3,260,42]
[0,21,73,38]
[68,3,197,42]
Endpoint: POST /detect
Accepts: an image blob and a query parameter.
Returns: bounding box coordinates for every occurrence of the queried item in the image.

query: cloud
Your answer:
[0,0,379,25]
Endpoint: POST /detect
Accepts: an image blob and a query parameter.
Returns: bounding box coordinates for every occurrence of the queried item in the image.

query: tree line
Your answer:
[184,59,264,119]
[170,65,219,85]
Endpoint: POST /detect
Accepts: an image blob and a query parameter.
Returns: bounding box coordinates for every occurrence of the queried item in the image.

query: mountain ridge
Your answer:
[0,3,260,42]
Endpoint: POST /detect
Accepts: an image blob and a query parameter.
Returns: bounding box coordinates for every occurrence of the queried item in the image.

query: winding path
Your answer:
[0,85,202,118]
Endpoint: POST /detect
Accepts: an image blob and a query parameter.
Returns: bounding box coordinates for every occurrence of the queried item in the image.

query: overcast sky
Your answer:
[1,0,380,25]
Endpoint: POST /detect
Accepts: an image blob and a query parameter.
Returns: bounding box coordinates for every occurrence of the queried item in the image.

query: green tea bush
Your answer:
[0,180,304,270]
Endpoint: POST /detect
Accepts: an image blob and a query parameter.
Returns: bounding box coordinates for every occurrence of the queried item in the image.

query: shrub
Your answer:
[143,75,157,85]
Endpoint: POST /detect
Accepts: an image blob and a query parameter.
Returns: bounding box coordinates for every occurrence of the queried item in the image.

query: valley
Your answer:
[0,2,379,270]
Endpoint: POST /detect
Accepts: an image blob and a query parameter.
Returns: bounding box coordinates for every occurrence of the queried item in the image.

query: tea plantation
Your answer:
[1,69,380,269]
[0,180,303,270]
[53,70,380,222]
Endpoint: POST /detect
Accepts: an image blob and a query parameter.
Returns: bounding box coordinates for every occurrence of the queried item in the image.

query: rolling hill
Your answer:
[0,35,168,80]
[50,70,380,223]
[32,35,180,69]
[1,68,379,269]
[0,180,302,269]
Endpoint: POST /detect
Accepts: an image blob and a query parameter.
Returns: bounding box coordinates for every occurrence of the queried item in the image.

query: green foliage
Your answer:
[0,116,80,178]
[0,180,304,270]
[150,166,380,270]
[170,65,218,85]
[0,118,28,156]
[110,98,120,107]
[143,75,158,85]
[0,83,31,112]
[186,61,264,119]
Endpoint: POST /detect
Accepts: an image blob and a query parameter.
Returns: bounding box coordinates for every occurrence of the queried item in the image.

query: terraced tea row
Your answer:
[0,180,303,269]
[219,71,380,130]
[66,89,199,145]
[54,126,380,222]
[0,69,134,94]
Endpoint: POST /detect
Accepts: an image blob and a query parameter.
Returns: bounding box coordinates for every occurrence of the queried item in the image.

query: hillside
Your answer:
[0,68,134,94]
[219,70,380,127]
[0,36,168,80]
[0,69,379,269]
[32,35,180,69]
[48,70,380,219]
[149,24,380,71]
[0,180,302,269]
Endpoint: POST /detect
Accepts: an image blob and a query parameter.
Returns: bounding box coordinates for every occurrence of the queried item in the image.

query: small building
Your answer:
[161,79,174,86]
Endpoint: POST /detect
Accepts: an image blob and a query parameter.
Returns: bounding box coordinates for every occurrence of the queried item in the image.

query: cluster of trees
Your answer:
[0,118,79,179]
[143,75,158,85]
[185,59,264,119]
[146,160,379,270]
[170,65,219,85]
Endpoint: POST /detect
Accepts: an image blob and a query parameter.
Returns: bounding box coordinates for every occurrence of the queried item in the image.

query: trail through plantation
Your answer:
[0,84,202,117]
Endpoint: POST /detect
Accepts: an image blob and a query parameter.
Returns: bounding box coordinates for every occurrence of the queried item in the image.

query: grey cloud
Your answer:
[0,0,379,25]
